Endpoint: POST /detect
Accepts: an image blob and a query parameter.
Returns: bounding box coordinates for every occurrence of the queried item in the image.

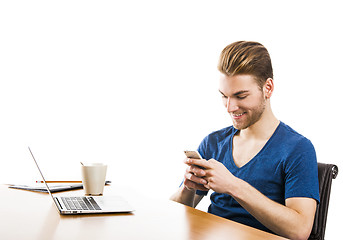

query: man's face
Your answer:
[219,74,266,130]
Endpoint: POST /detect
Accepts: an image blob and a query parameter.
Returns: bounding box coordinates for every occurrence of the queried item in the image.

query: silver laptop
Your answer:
[28,147,134,215]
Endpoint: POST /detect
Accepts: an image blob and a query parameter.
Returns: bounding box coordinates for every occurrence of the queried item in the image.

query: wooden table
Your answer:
[0,185,288,240]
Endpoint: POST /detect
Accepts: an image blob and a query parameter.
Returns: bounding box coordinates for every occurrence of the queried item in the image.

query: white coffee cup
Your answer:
[81,163,107,195]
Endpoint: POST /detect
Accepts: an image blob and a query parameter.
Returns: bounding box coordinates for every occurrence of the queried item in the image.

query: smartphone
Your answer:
[184,150,203,159]
[184,150,205,171]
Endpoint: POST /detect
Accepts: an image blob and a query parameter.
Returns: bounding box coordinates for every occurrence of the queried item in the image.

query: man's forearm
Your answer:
[170,184,196,207]
[231,178,315,240]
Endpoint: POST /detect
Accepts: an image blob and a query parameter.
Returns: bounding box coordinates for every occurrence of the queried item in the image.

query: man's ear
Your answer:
[263,78,274,99]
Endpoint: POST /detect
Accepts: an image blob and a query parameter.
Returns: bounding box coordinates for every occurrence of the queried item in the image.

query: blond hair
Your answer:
[218,41,273,89]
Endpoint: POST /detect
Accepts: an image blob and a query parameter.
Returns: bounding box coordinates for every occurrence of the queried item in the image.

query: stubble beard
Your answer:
[232,97,267,130]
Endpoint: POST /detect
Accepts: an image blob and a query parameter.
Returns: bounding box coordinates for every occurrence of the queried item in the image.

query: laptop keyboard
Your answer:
[61,197,101,210]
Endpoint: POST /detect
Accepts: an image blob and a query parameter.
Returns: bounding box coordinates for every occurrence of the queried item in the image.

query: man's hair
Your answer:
[218,41,273,89]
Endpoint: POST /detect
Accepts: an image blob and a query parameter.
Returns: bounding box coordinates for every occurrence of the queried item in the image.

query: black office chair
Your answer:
[309,163,338,240]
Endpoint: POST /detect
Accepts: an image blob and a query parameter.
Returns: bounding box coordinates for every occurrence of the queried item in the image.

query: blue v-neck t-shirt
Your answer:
[196,121,320,233]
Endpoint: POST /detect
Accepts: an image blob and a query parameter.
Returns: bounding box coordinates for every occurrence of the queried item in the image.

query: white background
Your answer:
[0,0,341,239]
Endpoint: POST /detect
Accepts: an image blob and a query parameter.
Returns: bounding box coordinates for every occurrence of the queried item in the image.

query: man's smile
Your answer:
[231,112,246,119]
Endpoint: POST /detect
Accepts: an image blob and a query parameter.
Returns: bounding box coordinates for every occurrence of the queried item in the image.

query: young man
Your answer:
[170,41,320,240]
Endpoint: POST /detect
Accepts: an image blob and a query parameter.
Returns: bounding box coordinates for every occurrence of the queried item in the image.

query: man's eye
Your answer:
[237,95,247,100]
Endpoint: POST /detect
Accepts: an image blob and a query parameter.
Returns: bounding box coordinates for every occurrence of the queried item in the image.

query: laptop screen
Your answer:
[28,147,55,199]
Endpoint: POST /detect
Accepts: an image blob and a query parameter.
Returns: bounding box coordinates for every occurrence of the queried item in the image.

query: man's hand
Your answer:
[183,158,209,192]
[185,158,239,195]
[169,158,208,207]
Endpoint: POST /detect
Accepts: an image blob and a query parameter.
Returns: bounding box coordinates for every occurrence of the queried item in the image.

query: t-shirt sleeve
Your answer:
[284,139,320,203]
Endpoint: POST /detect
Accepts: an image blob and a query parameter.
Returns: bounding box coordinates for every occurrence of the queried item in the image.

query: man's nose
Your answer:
[226,97,239,113]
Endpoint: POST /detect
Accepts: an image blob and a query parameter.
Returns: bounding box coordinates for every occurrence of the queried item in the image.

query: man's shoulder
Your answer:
[278,122,311,142]
[277,122,315,152]
[207,125,237,140]
[198,126,236,158]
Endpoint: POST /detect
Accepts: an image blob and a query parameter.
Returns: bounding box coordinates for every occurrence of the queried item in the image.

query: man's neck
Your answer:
[238,107,279,141]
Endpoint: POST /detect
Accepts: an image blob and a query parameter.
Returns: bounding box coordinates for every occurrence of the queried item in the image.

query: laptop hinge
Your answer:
[55,197,63,209]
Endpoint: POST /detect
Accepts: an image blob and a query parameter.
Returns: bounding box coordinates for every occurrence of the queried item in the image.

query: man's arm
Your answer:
[170,158,207,207]
[188,158,317,240]
[233,178,316,240]
[169,184,204,208]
